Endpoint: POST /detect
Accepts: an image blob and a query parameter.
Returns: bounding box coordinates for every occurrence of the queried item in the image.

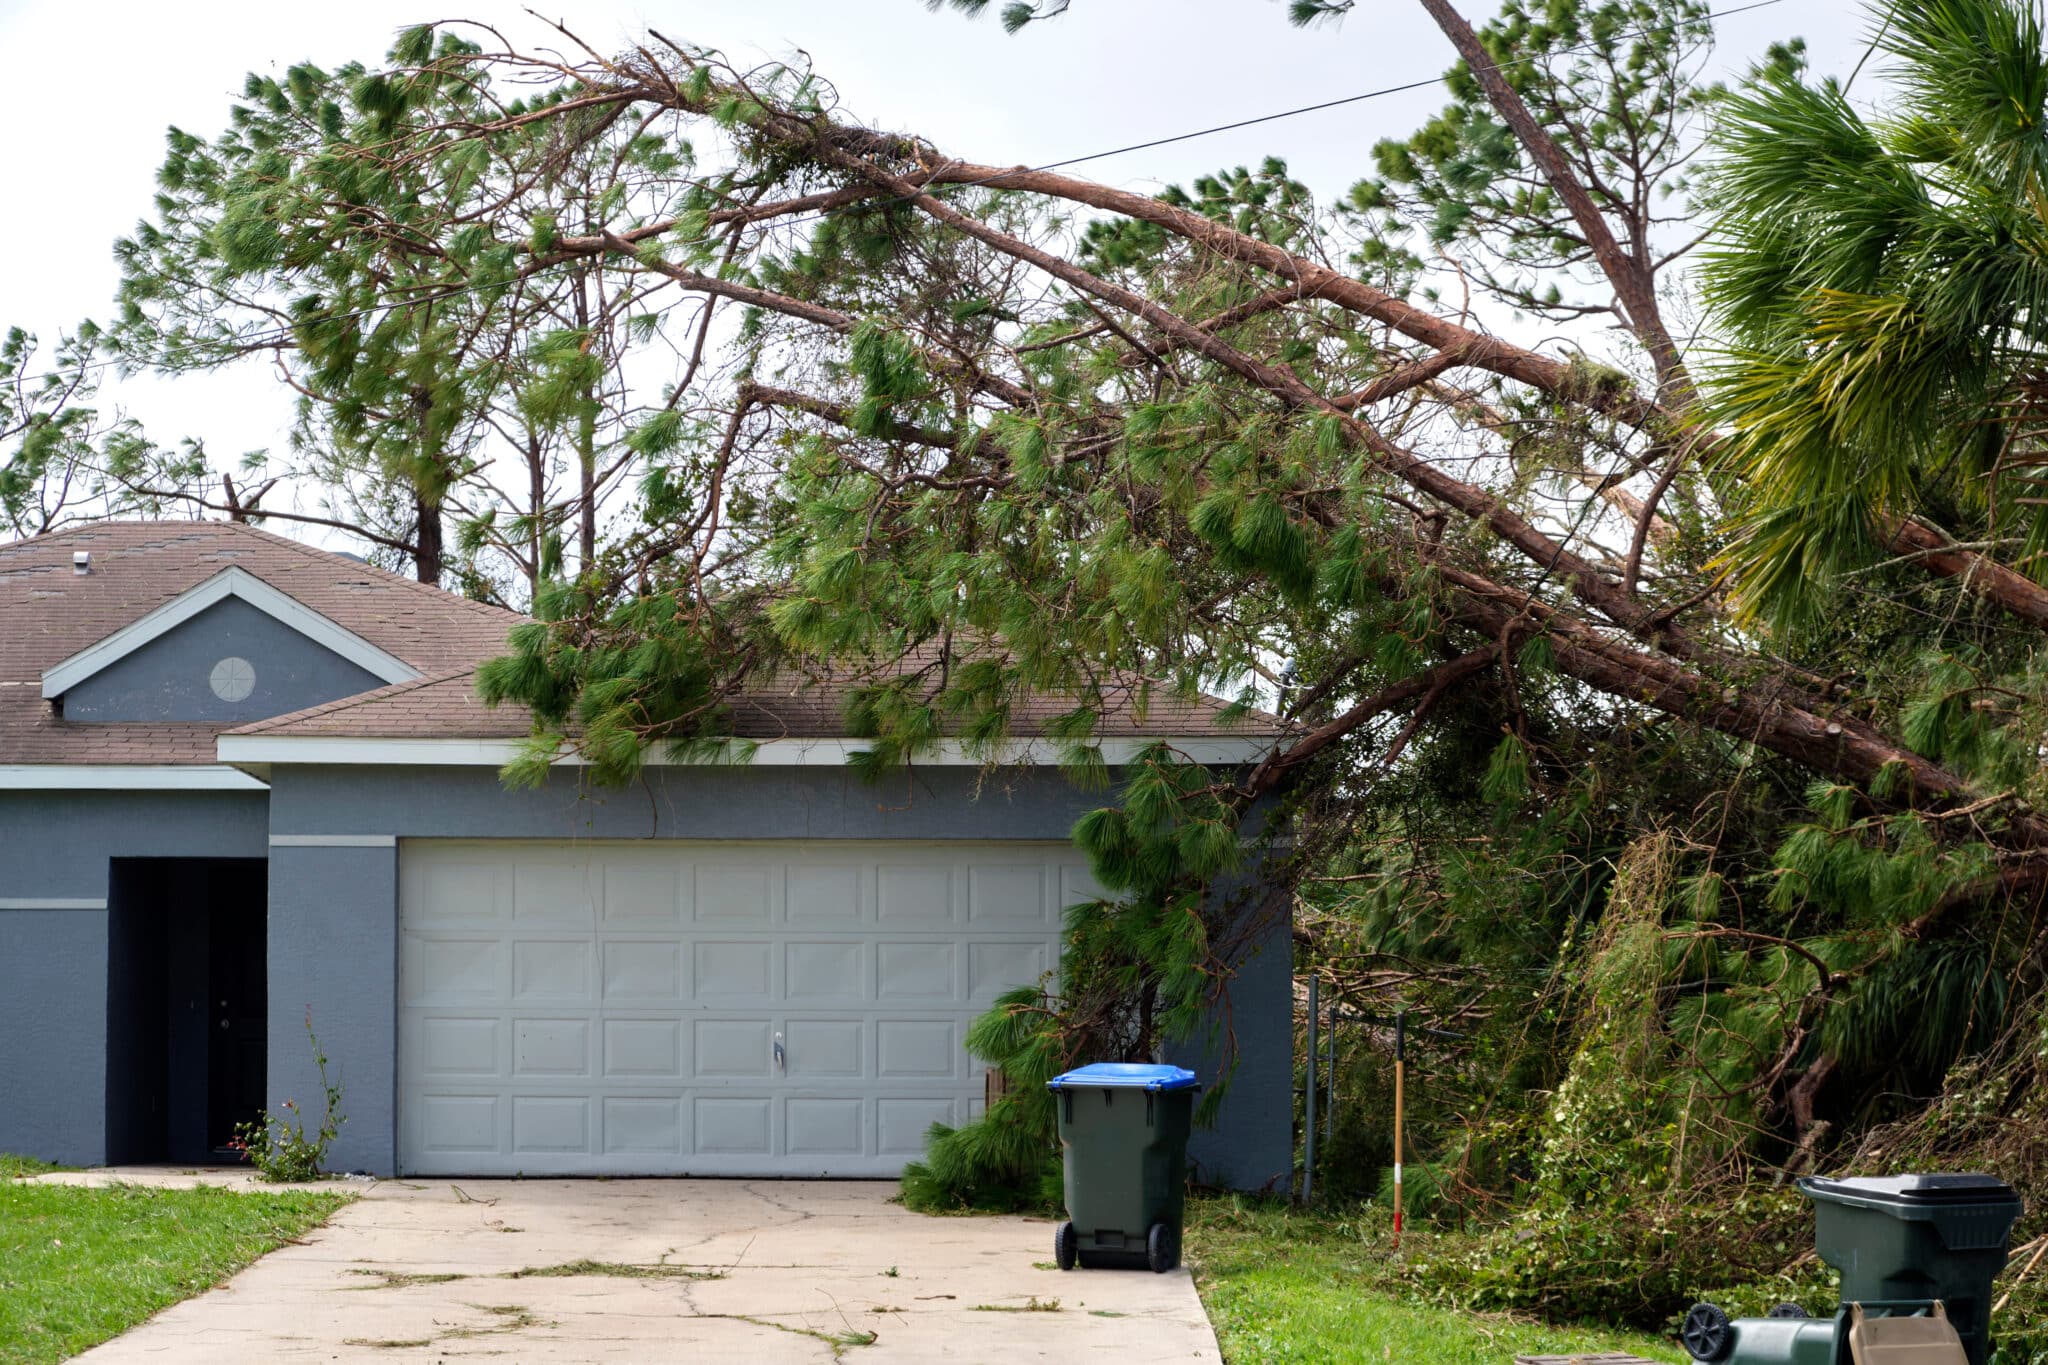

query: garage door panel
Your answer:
[511,1018,591,1077]
[511,939,594,1001]
[693,939,772,998]
[416,1016,500,1077]
[877,864,953,924]
[968,940,1051,1005]
[695,1018,773,1077]
[877,1096,955,1156]
[602,854,690,924]
[514,858,597,924]
[400,840,1072,1176]
[968,864,1050,924]
[696,864,773,921]
[603,1018,684,1079]
[877,1019,959,1079]
[407,936,506,1004]
[695,1096,772,1153]
[416,1093,500,1155]
[511,1095,590,1154]
[783,1019,863,1077]
[786,864,864,922]
[787,1097,864,1156]
[603,1096,683,1154]
[409,856,509,923]
[784,939,866,1002]
[601,940,684,1002]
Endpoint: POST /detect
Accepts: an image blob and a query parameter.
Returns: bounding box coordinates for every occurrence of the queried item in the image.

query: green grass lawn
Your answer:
[0,1163,348,1364]
[1186,1197,1682,1365]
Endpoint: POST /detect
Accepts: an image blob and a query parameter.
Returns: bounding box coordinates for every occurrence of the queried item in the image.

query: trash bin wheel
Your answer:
[1765,1303,1808,1319]
[1054,1221,1077,1271]
[1146,1222,1179,1273]
[1679,1302,1733,1363]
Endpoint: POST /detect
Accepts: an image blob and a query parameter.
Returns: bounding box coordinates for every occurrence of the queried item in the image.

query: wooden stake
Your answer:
[1393,1010,1406,1248]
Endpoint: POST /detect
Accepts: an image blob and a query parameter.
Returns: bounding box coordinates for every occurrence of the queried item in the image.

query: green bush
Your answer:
[1417,1183,1812,1326]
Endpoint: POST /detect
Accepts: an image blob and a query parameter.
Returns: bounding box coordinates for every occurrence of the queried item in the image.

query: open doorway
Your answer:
[104,858,267,1164]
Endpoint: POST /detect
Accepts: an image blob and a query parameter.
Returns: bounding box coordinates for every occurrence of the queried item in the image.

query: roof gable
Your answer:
[0,520,521,768]
[41,566,418,700]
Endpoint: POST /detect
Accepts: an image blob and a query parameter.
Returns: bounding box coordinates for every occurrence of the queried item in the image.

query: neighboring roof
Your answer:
[0,521,518,767]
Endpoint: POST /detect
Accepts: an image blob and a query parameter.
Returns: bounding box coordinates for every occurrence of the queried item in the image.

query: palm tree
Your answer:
[1700,0,2048,632]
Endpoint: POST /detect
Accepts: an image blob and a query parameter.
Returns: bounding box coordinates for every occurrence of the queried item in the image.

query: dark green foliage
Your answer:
[1701,0,2048,631]
[901,986,1066,1213]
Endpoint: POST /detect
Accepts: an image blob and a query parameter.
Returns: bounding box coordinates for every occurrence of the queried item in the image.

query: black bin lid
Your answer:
[1800,1173,2021,1207]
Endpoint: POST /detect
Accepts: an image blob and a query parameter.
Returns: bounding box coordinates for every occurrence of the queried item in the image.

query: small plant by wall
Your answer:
[228,1010,344,1183]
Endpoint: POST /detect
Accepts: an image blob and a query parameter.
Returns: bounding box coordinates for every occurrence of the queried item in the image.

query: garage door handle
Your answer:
[774,1033,785,1071]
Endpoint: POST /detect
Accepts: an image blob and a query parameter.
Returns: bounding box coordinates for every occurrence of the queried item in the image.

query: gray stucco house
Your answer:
[1,521,1292,1186]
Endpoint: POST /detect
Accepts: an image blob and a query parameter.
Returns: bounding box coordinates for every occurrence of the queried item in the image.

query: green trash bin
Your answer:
[1679,1173,2024,1365]
[1047,1063,1200,1273]
[1800,1174,2022,1365]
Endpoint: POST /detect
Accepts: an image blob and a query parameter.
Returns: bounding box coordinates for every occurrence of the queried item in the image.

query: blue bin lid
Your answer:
[1045,1063,1200,1092]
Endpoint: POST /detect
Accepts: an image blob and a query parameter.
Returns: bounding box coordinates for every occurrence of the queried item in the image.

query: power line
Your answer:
[11,0,1784,393]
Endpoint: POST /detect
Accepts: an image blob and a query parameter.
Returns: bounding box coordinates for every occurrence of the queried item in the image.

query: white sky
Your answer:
[0,0,1868,550]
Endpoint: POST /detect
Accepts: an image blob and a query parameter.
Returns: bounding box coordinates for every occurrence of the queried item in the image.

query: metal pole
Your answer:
[1304,974,1318,1203]
[1392,1009,1406,1248]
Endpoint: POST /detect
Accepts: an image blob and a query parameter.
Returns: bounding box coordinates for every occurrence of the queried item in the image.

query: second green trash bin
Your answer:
[1047,1063,1200,1273]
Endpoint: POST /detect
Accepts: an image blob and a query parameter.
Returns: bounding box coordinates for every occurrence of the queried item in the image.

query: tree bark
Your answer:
[414,491,444,585]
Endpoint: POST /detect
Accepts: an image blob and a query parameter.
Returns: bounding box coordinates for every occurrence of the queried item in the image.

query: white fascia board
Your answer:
[41,566,421,700]
[216,734,1277,768]
[0,764,270,791]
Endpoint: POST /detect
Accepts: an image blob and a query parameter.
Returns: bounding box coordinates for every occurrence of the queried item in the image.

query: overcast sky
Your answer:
[0,0,1867,547]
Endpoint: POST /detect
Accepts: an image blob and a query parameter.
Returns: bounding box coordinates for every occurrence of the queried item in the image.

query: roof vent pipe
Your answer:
[72,551,90,576]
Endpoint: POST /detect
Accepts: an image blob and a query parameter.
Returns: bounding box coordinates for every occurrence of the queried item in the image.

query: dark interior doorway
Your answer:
[105,858,267,1164]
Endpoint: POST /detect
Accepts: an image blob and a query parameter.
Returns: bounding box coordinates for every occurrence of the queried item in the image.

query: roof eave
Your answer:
[0,763,270,791]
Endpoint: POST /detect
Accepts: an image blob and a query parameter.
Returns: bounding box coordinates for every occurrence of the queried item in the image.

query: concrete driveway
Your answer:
[48,1171,1221,1363]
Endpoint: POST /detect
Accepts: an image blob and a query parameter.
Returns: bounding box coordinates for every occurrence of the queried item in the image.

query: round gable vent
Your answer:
[209,656,257,702]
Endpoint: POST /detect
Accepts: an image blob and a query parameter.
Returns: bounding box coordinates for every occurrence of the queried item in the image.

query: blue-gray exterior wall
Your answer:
[1167,846,1295,1194]
[267,842,397,1176]
[264,763,1112,841]
[267,764,1293,1185]
[0,790,268,1165]
[1,765,1292,1184]
[58,597,385,723]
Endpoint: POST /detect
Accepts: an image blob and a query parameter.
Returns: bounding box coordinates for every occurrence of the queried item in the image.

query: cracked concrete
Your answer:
[44,1171,1222,1363]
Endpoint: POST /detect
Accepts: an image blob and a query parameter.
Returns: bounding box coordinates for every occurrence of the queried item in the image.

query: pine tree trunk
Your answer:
[414,492,443,585]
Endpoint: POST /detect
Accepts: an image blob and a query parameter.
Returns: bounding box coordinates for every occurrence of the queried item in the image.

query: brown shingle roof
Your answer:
[4,518,1277,765]
[228,662,1271,742]
[0,520,518,765]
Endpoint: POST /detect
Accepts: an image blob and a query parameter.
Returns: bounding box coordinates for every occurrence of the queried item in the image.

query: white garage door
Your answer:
[397,840,1086,1176]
